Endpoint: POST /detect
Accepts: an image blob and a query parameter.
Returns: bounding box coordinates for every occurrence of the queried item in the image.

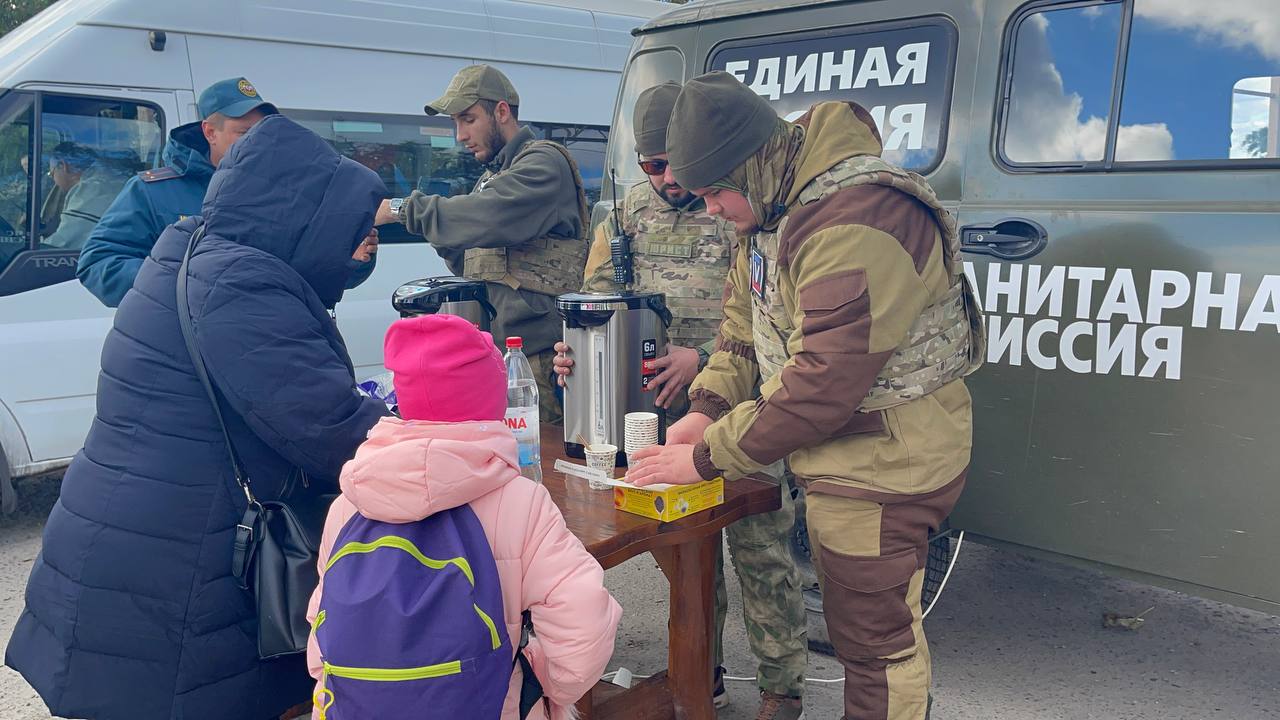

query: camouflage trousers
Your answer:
[526,349,563,425]
[713,470,808,698]
[805,472,965,720]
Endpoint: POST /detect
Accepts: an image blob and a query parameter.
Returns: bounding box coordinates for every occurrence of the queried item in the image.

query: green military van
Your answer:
[603,0,1280,620]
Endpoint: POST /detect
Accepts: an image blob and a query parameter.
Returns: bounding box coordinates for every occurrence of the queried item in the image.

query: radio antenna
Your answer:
[610,168,624,235]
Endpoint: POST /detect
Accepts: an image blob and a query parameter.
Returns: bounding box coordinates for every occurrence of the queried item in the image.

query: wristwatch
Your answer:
[388,197,406,224]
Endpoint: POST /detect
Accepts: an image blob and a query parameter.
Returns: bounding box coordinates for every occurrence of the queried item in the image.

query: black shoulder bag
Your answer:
[176,224,334,660]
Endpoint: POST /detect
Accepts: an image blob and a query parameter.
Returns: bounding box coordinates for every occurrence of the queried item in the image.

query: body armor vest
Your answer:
[621,182,734,348]
[464,140,590,297]
[751,155,985,411]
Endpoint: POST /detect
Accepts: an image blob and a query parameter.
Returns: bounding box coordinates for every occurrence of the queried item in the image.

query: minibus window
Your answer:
[289,109,486,245]
[294,109,613,242]
[37,94,161,251]
[535,123,609,206]
[0,92,161,295]
[0,92,34,274]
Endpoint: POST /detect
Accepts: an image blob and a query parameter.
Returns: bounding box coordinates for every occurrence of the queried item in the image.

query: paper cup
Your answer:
[624,411,659,431]
[583,444,617,490]
[624,435,656,448]
[624,412,659,443]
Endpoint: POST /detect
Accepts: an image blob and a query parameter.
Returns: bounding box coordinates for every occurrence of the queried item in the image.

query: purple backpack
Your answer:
[313,505,512,719]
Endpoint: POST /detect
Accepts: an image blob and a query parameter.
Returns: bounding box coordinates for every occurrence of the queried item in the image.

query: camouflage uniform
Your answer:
[684,101,984,720]
[583,180,808,698]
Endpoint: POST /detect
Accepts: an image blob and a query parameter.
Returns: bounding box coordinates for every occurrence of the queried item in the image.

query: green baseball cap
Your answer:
[197,77,278,120]
[424,64,520,116]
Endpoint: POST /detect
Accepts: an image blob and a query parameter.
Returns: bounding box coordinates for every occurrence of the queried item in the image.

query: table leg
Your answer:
[652,530,719,720]
[575,686,595,719]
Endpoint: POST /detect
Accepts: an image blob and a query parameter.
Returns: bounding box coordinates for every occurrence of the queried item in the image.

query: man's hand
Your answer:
[666,411,714,446]
[374,199,398,226]
[625,444,703,487]
[552,341,574,388]
[352,228,379,262]
[647,345,700,409]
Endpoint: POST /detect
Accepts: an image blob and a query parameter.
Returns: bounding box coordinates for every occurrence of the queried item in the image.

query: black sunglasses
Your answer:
[637,157,668,176]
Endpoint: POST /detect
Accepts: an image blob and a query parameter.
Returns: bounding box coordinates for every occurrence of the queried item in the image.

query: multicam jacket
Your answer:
[688,101,984,499]
[581,181,737,417]
[583,180,735,350]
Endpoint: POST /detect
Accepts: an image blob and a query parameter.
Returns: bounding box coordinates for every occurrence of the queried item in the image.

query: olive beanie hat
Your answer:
[667,71,778,190]
[633,82,682,156]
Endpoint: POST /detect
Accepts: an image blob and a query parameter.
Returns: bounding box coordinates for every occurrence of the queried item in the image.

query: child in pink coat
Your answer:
[306,314,622,719]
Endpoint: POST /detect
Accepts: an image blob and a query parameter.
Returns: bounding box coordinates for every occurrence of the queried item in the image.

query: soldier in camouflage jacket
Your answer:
[579,170,731,415]
[554,83,808,718]
[628,73,984,720]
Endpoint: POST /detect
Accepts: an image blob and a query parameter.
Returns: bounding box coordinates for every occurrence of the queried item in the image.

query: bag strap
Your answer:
[522,139,590,241]
[176,224,255,503]
[176,224,262,587]
[513,609,549,720]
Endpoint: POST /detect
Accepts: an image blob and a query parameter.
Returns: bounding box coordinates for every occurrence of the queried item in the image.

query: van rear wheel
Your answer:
[789,486,956,655]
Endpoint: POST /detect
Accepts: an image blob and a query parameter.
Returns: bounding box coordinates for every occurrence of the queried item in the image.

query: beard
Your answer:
[481,124,506,164]
[660,184,698,209]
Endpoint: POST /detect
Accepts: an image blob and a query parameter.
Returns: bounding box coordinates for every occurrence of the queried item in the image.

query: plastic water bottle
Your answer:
[504,337,542,483]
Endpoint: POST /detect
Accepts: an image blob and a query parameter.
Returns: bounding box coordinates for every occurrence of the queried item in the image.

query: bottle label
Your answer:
[504,406,541,466]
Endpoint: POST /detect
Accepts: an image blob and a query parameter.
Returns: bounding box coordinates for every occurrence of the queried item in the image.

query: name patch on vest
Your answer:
[636,240,695,258]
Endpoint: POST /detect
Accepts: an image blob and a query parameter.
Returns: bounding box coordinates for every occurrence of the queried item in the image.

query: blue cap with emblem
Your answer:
[197,77,278,120]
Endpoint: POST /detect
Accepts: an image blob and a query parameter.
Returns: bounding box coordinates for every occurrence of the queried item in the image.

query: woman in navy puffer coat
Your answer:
[6,116,390,720]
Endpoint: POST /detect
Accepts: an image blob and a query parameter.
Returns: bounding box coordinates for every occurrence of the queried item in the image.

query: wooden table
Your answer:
[537,425,782,720]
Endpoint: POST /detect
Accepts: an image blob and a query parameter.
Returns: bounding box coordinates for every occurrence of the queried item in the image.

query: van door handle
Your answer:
[959,218,1048,261]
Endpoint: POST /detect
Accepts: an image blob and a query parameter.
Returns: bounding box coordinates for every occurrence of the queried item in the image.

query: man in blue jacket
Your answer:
[77,77,379,307]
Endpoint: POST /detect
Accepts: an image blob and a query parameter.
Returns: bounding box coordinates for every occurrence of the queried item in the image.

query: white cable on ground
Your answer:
[607,532,966,688]
[601,670,650,682]
[922,530,964,619]
[724,674,844,684]
[605,670,843,685]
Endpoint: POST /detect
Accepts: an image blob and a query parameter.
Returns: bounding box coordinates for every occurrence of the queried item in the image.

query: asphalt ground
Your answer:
[0,474,1276,719]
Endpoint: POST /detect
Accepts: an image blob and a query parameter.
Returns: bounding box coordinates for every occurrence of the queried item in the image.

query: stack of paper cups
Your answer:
[623,412,660,464]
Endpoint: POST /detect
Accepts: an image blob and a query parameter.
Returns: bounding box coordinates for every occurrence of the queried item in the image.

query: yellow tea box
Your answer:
[612,478,724,522]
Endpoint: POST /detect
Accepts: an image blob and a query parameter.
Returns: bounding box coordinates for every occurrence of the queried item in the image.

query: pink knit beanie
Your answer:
[383,314,506,422]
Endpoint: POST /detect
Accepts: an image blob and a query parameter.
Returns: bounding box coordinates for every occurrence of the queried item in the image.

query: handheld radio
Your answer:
[607,169,633,286]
